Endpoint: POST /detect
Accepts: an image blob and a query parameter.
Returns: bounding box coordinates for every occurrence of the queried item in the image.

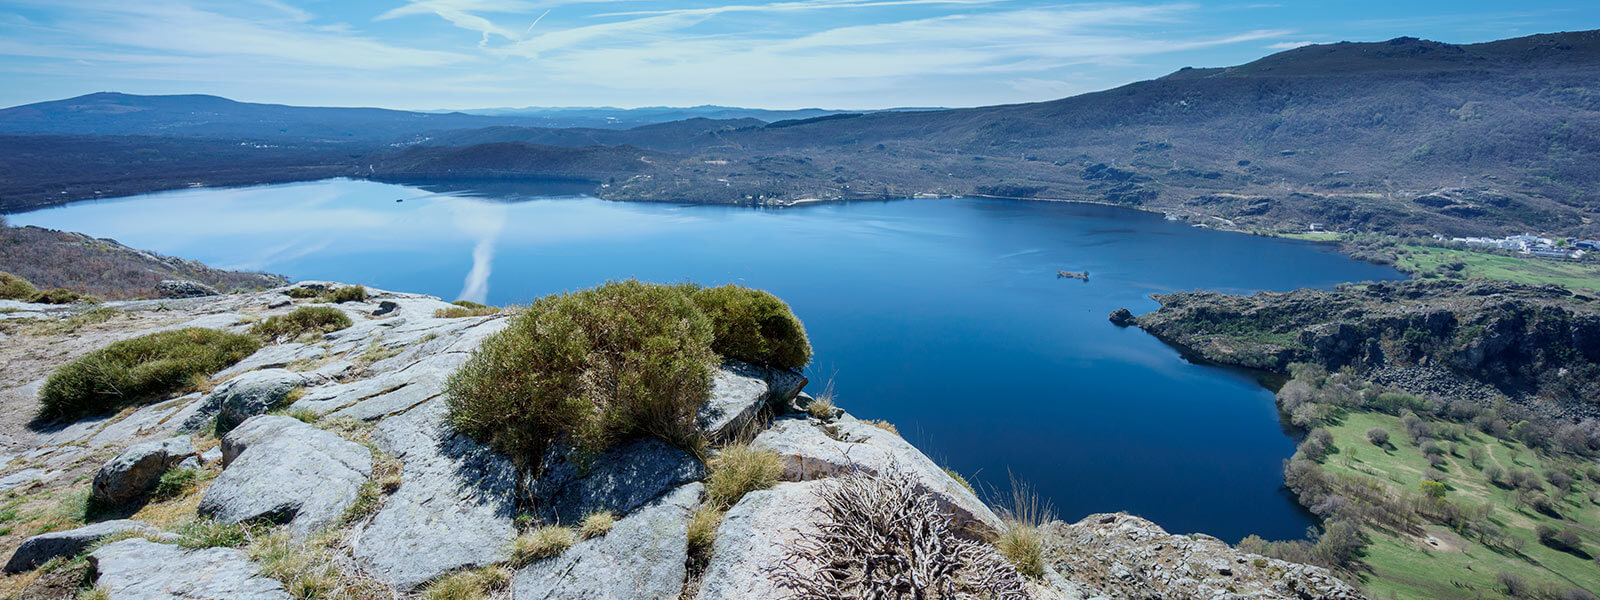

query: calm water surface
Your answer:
[11,178,1404,541]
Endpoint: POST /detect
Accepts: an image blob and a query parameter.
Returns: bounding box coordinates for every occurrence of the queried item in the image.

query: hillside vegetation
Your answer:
[0,222,285,300]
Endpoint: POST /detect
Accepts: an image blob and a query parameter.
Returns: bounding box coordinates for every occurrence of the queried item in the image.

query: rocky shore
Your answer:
[1129,279,1600,420]
[1,284,1363,599]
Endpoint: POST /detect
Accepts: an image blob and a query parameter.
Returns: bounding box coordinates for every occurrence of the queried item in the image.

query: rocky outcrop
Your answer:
[91,437,195,505]
[1041,513,1363,600]
[4,520,164,573]
[530,437,705,525]
[514,483,703,600]
[695,480,827,600]
[1108,307,1134,326]
[157,279,219,298]
[698,360,806,442]
[1135,279,1600,417]
[351,398,519,591]
[89,538,290,600]
[752,414,1005,535]
[198,415,372,537]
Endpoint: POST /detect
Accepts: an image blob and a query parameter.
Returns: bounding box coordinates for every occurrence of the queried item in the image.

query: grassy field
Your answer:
[1397,245,1600,292]
[1318,411,1600,599]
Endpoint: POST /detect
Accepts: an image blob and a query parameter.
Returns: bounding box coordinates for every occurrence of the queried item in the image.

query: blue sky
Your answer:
[0,1,1595,110]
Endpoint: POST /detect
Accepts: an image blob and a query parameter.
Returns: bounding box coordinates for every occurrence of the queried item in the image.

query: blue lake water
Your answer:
[9,178,1404,542]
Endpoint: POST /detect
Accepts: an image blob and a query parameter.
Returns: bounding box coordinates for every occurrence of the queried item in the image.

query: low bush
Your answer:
[326,285,368,303]
[0,270,37,300]
[421,567,510,600]
[30,287,92,304]
[705,443,783,509]
[39,328,261,419]
[446,280,812,461]
[282,287,322,299]
[691,284,810,369]
[446,280,719,459]
[250,306,352,342]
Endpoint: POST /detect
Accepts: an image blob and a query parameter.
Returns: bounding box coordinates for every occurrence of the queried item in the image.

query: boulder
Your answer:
[218,415,302,466]
[351,399,519,591]
[4,520,158,573]
[530,437,705,525]
[198,416,372,538]
[697,361,806,442]
[212,369,308,432]
[90,538,290,600]
[1108,308,1134,326]
[91,437,195,505]
[752,415,1004,536]
[514,483,702,600]
[695,481,826,600]
[156,280,219,299]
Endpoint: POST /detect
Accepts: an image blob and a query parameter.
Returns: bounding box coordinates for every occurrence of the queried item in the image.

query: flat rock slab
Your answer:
[752,414,1004,536]
[530,437,705,525]
[514,483,703,600]
[352,399,519,591]
[4,520,159,573]
[199,415,372,538]
[698,361,806,442]
[90,539,290,600]
[695,480,825,600]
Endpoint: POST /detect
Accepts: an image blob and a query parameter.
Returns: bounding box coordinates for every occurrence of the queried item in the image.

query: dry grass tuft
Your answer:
[578,510,616,539]
[863,419,900,436]
[773,467,1030,599]
[509,525,576,567]
[705,444,783,509]
[995,476,1054,580]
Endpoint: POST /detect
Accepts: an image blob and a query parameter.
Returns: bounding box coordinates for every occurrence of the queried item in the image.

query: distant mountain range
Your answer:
[3,30,1598,238]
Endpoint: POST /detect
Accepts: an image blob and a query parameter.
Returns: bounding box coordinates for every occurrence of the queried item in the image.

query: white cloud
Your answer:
[1266,40,1319,49]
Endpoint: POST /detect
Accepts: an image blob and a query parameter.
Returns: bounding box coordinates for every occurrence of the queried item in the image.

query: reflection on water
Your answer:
[10,178,1406,542]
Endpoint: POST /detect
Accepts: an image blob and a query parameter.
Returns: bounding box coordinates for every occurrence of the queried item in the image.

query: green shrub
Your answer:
[40,328,261,419]
[178,519,254,548]
[705,443,783,509]
[326,285,367,303]
[691,284,811,368]
[152,468,202,500]
[30,287,92,304]
[446,280,718,459]
[0,271,37,300]
[435,303,501,318]
[452,300,490,309]
[283,287,321,299]
[250,306,352,342]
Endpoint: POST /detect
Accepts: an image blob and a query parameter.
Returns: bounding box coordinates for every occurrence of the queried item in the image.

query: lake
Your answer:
[9,178,1404,542]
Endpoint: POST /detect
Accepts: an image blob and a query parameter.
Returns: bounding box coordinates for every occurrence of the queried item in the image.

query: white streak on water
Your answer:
[453,200,507,304]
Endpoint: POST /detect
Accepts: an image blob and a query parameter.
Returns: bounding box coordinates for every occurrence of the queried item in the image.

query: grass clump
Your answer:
[39,328,261,419]
[578,510,616,539]
[686,503,723,568]
[0,270,37,300]
[250,306,352,342]
[705,443,783,509]
[863,419,900,436]
[435,302,501,318]
[446,280,719,460]
[996,478,1053,580]
[509,525,576,566]
[691,284,811,369]
[421,566,511,600]
[282,287,322,299]
[177,519,254,548]
[151,468,202,501]
[803,394,837,420]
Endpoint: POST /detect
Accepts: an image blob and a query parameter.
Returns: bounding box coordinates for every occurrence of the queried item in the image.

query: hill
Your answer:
[3,31,1600,238]
[0,222,285,300]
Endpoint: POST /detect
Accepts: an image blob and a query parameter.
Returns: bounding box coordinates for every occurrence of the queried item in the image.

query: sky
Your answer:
[0,1,1595,111]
